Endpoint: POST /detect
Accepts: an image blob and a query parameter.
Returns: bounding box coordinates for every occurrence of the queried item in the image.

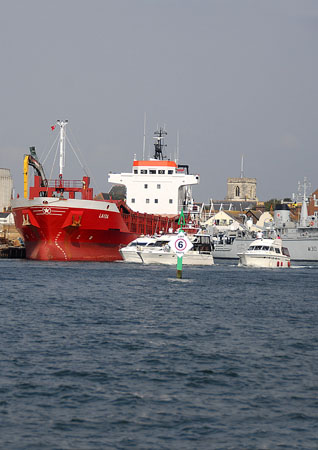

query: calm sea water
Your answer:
[0,259,317,449]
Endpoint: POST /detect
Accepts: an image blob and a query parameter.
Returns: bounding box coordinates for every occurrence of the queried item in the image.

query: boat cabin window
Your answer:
[147,240,169,248]
[141,170,147,174]
[275,248,281,254]
[270,247,274,252]
[158,170,165,174]
[146,199,150,203]
[254,246,263,250]
[154,199,158,203]
[168,170,174,174]
[129,242,138,246]
[150,169,156,174]
[262,246,270,251]
[169,199,173,204]
[158,240,169,247]
[249,246,255,250]
[282,247,290,257]
[157,184,161,189]
[144,184,148,189]
[134,169,138,174]
[131,198,135,203]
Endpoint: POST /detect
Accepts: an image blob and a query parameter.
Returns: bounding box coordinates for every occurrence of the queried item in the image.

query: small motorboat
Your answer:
[238,237,291,268]
[138,232,214,266]
[119,236,157,263]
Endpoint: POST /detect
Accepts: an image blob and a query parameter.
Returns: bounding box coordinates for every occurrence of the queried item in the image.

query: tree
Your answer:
[264,198,280,211]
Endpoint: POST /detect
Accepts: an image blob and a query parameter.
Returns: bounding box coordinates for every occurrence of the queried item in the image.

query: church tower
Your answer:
[226,155,257,202]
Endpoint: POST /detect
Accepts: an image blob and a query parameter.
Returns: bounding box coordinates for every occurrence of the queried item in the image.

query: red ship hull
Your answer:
[12,197,178,261]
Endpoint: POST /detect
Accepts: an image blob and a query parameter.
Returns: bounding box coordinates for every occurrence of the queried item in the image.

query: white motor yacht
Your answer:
[138,233,214,266]
[238,237,291,268]
[120,236,157,263]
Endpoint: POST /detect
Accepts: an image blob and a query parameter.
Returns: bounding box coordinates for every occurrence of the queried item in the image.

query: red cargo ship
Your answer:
[11,121,196,261]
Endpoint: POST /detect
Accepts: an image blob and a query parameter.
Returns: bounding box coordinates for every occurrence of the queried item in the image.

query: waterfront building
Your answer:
[0,168,13,212]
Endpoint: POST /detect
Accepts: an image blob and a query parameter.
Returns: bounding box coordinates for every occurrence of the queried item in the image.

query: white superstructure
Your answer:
[108,128,199,215]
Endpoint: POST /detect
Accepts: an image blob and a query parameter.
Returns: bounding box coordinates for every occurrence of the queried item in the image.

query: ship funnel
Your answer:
[274,204,290,227]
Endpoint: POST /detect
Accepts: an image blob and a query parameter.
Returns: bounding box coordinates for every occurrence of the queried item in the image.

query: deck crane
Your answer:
[24,147,48,198]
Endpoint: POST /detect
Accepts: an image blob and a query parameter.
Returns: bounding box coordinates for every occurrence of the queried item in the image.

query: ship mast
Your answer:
[57,120,68,178]
[298,177,311,227]
[153,127,167,160]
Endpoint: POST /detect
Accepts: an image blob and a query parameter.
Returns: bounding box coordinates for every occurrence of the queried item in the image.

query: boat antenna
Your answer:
[56,120,68,178]
[176,130,180,164]
[142,112,146,160]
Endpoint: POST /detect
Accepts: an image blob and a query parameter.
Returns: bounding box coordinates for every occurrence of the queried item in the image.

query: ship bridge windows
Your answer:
[141,169,147,174]
[275,248,281,254]
[158,170,165,174]
[149,169,156,174]
[168,170,174,174]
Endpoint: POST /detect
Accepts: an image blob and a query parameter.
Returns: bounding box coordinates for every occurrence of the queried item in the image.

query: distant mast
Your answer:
[57,120,68,178]
[142,113,146,160]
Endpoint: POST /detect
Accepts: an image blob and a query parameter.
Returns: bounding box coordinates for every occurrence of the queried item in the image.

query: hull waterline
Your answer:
[12,198,138,261]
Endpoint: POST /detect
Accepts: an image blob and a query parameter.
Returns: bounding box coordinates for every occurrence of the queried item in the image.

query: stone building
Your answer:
[0,168,13,212]
[226,177,257,202]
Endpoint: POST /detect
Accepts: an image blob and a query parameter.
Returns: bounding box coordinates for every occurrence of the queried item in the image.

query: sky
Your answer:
[1,0,318,203]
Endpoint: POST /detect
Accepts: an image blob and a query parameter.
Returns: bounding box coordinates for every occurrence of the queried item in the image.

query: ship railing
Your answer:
[121,212,178,235]
[46,179,84,189]
[180,203,208,226]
